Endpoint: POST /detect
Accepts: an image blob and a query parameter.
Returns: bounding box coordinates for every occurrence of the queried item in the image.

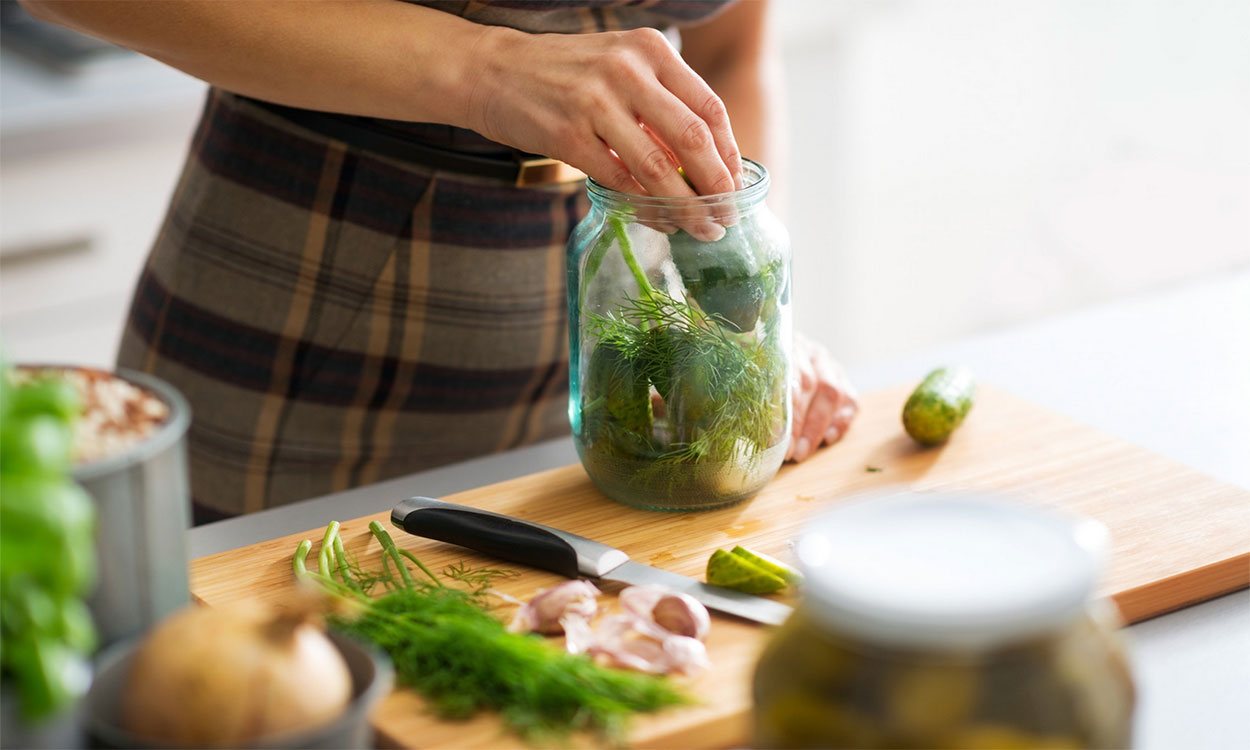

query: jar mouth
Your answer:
[587,158,769,209]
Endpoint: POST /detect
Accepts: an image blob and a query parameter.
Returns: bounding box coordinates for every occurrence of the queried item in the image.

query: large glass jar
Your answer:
[567,160,791,511]
[753,494,1136,749]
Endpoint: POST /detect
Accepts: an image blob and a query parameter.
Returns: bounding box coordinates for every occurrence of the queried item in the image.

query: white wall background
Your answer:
[1,0,1247,370]
[777,0,1250,364]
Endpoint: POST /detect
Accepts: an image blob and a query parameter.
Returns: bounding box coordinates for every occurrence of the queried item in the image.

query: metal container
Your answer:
[72,368,192,646]
[84,632,394,749]
[0,685,82,750]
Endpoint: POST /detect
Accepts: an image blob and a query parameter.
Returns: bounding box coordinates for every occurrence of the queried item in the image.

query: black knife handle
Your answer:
[391,497,629,579]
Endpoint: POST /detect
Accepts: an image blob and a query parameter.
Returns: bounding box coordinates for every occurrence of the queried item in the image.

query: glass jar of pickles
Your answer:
[567,160,791,511]
[753,494,1135,749]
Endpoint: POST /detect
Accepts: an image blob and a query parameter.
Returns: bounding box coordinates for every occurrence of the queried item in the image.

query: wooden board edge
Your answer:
[1112,552,1250,624]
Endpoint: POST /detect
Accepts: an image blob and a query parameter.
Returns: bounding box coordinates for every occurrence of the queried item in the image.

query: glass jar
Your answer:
[753,494,1136,749]
[567,160,791,511]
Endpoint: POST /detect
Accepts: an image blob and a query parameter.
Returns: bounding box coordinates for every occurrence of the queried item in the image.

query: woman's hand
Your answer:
[787,332,858,462]
[467,27,743,200]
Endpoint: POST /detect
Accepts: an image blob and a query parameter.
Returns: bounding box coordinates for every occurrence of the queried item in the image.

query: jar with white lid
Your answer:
[752,493,1135,749]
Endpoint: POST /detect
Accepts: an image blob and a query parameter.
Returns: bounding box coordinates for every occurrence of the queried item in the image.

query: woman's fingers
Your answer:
[594,106,726,241]
[795,384,841,462]
[787,345,817,461]
[569,136,646,196]
[585,29,738,202]
[630,86,736,197]
[652,49,743,188]
[787,333,859,463]
[468,27,740,200]
[596,107,696,200]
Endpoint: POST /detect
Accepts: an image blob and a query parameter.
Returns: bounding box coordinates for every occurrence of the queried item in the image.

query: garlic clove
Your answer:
[661,635,710,676]
[618,585,667,620]
[509,580,601,635]
[652,592,711,641]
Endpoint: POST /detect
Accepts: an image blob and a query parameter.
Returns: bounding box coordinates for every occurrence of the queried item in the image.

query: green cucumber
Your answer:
[730,545,802,586]
[706,548,786,595]
[902,366,976,445]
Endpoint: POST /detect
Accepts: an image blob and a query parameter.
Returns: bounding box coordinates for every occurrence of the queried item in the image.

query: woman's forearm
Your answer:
[21,0,742,199]
[19,0,493,127]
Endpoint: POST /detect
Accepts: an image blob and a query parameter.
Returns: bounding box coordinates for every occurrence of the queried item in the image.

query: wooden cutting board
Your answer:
[190,385,1249,749]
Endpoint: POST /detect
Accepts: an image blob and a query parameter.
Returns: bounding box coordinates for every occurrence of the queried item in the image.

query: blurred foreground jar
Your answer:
[567,159,791,511]
[753,493,1135,749]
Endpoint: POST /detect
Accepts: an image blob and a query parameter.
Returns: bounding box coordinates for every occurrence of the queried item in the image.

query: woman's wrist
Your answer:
[456,24,527,139]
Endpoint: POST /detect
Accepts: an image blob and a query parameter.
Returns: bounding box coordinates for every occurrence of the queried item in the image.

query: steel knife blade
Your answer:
[391,496,793,626]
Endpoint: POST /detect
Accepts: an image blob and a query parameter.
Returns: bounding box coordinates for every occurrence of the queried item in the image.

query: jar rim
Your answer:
[586,158,770,209]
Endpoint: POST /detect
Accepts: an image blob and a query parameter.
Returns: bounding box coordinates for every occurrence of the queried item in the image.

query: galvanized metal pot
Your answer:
[72,368,192,646]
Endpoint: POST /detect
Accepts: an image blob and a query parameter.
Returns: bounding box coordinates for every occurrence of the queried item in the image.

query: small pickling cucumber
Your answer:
[902,366,976,445]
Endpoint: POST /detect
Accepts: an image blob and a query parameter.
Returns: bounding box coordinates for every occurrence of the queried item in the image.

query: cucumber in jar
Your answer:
[902,366,976,445]
[668,224,765,332]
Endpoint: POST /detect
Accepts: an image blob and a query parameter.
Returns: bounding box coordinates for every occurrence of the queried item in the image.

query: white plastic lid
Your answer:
[796,491,1110,650]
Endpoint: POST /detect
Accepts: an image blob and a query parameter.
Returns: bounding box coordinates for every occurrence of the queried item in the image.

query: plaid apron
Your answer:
[117,0,732,522]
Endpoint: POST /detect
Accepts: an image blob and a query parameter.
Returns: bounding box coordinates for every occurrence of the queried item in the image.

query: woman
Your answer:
[25,0,858,522]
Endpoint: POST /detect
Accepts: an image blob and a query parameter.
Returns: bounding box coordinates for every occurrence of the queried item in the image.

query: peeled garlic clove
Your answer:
[652,592,711,640]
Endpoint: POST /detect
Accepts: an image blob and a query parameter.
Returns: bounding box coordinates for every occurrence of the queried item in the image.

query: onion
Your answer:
[120,597,352,747]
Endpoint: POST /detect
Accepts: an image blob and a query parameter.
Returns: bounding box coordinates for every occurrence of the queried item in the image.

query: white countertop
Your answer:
[190,268,1250,750]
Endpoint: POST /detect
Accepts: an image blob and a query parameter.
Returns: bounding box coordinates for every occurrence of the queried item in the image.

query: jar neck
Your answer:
[586,159,770,222]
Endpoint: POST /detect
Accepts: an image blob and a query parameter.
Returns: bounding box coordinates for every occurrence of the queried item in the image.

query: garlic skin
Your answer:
[509,580,601,635]
[561,610,597,654]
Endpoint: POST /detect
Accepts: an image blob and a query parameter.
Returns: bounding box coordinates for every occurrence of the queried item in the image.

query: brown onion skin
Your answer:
[121,600,351,747]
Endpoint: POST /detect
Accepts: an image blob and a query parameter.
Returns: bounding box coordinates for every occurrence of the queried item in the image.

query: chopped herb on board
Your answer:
[293,522,688,744]
[866,466,884,473]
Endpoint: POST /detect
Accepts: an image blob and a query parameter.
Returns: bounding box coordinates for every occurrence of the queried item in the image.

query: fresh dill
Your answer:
[293,522,688,744]
[584,288,786,466]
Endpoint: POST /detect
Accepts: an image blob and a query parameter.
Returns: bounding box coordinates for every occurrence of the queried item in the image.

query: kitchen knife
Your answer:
[391,496,793,626]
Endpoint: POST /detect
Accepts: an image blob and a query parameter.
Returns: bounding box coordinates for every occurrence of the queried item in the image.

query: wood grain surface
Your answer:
[190,385,1250,749]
